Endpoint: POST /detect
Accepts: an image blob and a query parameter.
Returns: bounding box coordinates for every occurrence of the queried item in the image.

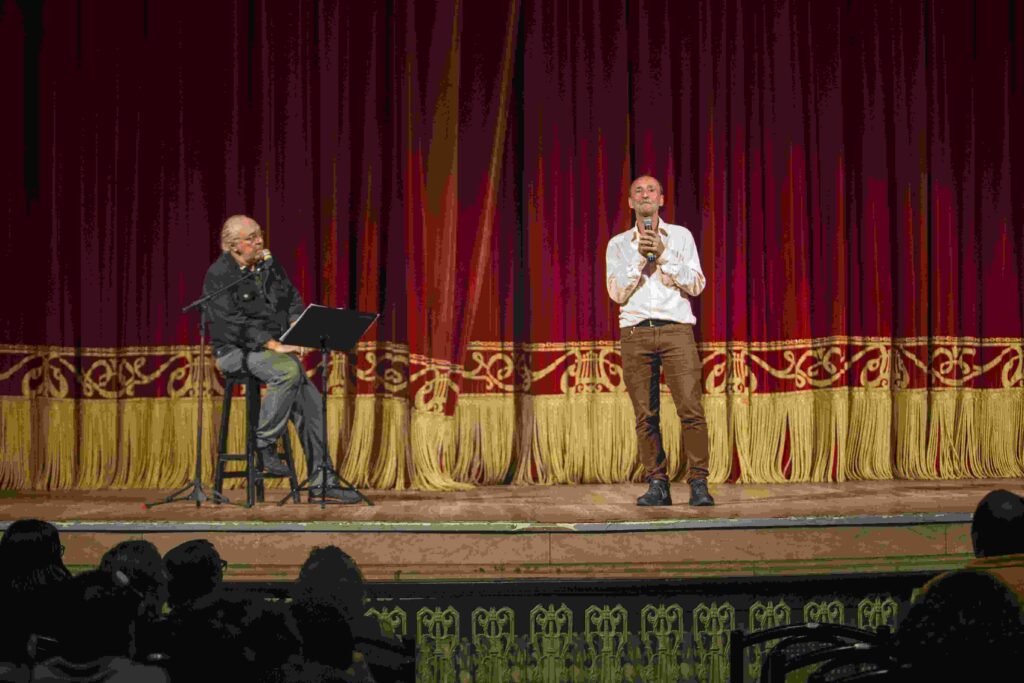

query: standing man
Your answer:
[606,176,714,507]
[204,215,358,503]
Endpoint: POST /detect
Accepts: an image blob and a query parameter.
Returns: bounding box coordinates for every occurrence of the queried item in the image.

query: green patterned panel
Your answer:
[639,604,688,683]
[802,599,845,625]
[693,602,735,683]
[856,596,899,632]
[583,604,629,683]
[417,606,461,683]
[472,607,515,683]
[366,606,408,639]
[529,603,574,682]
[745,600,791,681]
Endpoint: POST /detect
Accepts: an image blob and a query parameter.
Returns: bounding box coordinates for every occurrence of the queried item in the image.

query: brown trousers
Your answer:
[620,322,710,483]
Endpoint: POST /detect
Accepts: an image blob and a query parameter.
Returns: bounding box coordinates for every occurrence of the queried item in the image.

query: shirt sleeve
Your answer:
[656,228,706,297]
[606,234,647,305]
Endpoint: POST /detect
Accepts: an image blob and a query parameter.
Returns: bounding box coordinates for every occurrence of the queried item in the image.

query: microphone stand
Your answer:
[145,265,267,509]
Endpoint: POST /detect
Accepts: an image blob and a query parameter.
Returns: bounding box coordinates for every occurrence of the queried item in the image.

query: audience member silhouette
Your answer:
[99,540,169,621]
[896,489,1024,676]
[295,546,413,682]
[168,590,302,682]
[0,519,72,665]
[29,569,169,682]
[896,569,1024,678]
[163,539,225,612]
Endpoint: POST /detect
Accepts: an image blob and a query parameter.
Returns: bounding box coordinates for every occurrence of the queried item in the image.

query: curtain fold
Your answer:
[1,0,1022,491]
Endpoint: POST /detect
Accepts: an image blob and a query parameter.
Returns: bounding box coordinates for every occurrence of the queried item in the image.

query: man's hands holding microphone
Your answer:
[637,220,665,262]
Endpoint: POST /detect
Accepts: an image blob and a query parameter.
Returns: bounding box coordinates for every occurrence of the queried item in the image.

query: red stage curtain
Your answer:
[1,0,1022,490]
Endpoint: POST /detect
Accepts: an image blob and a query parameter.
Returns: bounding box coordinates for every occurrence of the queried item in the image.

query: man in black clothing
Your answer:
[204,215,357,503]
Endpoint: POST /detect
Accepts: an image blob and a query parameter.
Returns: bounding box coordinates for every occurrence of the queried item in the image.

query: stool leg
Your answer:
[245,377,261,507]
[214,379,236,501]
[252,378,265,504]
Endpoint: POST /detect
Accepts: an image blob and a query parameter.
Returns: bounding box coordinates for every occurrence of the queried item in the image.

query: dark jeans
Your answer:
[620,322,710,483]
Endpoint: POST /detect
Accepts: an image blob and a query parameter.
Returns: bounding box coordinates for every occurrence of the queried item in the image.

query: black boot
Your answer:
[688,478,715,507]
[308,468,361,504]
[256,444,291,477]
[637,479,672,506]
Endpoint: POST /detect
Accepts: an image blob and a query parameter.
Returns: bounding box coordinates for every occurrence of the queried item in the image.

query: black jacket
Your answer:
[203,251,304,356]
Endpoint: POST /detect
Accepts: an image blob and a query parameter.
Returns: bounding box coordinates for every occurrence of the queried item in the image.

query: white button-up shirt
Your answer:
[605,218,706,328]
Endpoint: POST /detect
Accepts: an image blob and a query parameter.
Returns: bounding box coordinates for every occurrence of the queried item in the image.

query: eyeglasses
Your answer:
[238,230,263,244]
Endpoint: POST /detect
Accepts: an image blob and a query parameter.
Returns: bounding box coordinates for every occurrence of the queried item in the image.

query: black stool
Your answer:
[214,371,300,506]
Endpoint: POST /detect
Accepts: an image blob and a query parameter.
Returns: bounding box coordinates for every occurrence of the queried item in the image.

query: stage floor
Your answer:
[2,479,1017,582]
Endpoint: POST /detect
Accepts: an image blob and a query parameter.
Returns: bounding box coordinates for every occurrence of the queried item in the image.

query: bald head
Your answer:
[220,215,261,252]
[971,489,1024,558]
[628,175,665,221]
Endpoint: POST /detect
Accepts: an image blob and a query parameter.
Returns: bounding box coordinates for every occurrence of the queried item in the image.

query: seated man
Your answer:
[205,215,357,503]
[896,489,1024,675]
[914,488,1024,599]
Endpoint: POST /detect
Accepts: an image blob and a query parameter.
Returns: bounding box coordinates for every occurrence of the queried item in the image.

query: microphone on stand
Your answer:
[643,218,655,262]
[256,249,273,270]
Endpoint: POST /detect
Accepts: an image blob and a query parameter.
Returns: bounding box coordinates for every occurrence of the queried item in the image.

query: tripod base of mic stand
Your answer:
[145,479,239,509]
[277,473,373,508]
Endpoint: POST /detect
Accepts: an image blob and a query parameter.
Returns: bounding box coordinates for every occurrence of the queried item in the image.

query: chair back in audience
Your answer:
[728,622,889,683]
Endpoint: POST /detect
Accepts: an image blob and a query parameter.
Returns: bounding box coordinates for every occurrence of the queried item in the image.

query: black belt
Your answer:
[633,319,679,328]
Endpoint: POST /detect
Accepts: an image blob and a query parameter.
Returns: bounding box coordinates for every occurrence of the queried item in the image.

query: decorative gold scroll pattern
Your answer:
[1,337,1021,402]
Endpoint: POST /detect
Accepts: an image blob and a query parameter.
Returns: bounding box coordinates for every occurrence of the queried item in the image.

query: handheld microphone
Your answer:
[643,218,655,262]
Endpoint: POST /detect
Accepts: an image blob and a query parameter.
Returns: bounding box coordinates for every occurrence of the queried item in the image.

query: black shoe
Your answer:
[307,468,361,504]
[308,485,361,504]
[688,478,715,506]
[637,479,672,506]
[256,445,291,477]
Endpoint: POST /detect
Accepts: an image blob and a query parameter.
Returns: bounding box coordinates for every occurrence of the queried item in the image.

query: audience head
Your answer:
[971,489,1024,558]
[100,539,169,619]
[296,545,366,621]
[164,539,225,610]
[0,519,71,593]
[0,520,72,663]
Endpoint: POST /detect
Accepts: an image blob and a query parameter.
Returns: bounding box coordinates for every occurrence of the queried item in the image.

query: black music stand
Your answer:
[277,304,378,507]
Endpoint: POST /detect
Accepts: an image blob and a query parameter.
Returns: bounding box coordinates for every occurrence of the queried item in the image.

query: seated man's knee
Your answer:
[267,356,303,387]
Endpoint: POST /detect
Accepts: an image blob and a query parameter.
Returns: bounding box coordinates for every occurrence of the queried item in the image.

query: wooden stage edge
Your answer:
[2,479,1020,583]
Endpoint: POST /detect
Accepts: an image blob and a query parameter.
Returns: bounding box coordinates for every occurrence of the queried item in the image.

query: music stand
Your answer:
[277,304,378,507]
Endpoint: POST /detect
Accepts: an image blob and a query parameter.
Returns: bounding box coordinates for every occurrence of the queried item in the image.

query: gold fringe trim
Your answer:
[0,398,32,488]
[409,410,473,491]
[452,396,514,484]
[846,390,893,481]
[2,388,1023,490]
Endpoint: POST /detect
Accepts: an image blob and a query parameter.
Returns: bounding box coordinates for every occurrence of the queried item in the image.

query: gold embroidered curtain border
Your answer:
[2,337,1022,403]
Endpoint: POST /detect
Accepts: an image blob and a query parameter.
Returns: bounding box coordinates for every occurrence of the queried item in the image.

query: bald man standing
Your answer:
[605,177,714,507]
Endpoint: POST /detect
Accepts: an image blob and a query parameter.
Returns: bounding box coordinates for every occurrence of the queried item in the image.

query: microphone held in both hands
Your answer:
[643,218,655,262]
